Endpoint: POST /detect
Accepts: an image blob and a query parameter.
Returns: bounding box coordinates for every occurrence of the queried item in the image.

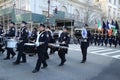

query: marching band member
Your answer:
[80,27,89,63]
[45,26,52,59]
[29,28,37,42]
[58,27,70,66]
[0,24,5,54]
[28,28,37,56]
[4,21,16,60]
[13,21,28,65]
[32,24,48,73]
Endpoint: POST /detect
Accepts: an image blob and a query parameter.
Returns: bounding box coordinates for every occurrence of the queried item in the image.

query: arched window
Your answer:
[61,6,67,13]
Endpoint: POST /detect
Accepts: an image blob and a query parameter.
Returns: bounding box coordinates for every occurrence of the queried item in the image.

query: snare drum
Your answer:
[7,39,17,48]
[24,43,36,55]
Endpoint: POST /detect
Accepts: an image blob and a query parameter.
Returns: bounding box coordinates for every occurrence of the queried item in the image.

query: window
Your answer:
[119,0,120,4]
[114,0,116,5]
[108,7,111,17]
[109,0,112,3]
[95,0,99,2]
[42,11,48,16]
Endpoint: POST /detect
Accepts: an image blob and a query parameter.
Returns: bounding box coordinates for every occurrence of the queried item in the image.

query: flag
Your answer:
[108,28,112,36]
[98,20,102,30]
[106,20,110,29]
[115,20,119,30]
[102,21,106,34]
[109,20,117,35]
[112,20,115,25]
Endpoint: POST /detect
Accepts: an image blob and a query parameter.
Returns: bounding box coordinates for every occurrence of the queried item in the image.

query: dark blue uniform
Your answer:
[94,34,98,45]
[0,28,4,35]
[33,30,48,72]
[45,30,52,59]
[5,27,16,37]
[0,27,4,53]
[58,32,70,66]
[49,31,58,55]
[104,35,108,46]
[80,31,89,63]
[109,35,113,47]
[29,30,37,42]
[13,26,28,64]
[4,26,16,60]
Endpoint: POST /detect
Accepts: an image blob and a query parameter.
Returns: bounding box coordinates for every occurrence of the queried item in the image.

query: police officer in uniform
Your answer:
[80,27,89,63]
[45,26,52,59]
[109,35,113,47]
[32,24,48,73]
[58,27,70,66]
[4,21,16,60]
[13,21,28,64]
[94,33,98,45]
[0,24,5,53]
[29,28,37,42]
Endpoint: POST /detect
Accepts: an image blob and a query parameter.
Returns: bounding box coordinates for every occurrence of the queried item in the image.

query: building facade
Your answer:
[94,0,120,21]
[0,0,102,30]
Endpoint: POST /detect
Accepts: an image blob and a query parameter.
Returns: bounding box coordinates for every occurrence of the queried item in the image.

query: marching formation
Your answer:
[89,33,120,47]
[0,21,90,73]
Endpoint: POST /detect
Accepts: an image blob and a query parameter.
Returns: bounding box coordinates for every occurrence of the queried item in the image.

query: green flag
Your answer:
[98,20,102,30]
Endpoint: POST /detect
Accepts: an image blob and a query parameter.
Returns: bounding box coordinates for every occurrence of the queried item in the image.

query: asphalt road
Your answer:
[0,45,120,80]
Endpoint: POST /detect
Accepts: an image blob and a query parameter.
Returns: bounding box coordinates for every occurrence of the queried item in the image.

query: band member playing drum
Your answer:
[45,26,52,59]
[4,21,16,60]
[0,24,5,54]
[32,24,48,73]
[13,21,28,64]
[29,28,37,42]
[28,28,37,56]
[58,27,70,66]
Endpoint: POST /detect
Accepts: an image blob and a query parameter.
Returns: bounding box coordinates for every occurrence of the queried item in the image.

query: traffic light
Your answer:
[55,7,57,14]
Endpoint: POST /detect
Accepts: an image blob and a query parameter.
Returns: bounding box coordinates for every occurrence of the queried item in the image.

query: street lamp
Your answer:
[47,0,50,26]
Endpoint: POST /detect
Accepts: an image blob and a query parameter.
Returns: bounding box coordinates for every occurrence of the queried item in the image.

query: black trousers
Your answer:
[6,48,16,58]
[35,51,47,71]
[0,44,4,52]
[81,47,88,61]
[15,43,26,63]
[58,49,66,64]
[45,46,49,59]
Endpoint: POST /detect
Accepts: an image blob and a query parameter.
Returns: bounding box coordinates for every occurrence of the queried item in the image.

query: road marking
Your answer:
[69,46,120,59]
[112,55,120,58]
[88,48,105,51]
[100,50,120,55]
[90,49,113,54]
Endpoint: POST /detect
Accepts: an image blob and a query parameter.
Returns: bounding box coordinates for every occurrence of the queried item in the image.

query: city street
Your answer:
[0,44,120,80]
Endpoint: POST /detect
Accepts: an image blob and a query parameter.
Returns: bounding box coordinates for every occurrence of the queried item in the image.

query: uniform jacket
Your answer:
[5,27,16,37]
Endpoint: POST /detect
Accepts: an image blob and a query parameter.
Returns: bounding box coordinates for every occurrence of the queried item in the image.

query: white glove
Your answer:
[35,42,39,47]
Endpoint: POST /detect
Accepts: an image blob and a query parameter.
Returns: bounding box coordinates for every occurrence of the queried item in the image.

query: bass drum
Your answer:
[24,43,36,55]
[7,39,17,48]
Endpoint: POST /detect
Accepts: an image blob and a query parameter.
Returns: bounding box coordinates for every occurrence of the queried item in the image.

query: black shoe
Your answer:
[41,65,48,69]
[81,60,86,63]
[13,61,20,65]
[59,59,66,66]
[58,63,64,66]
[3,57,10,60]
[11,54,16,58]
[63,59,66,63]
[20,61,26,63]
[32,69,39,73]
